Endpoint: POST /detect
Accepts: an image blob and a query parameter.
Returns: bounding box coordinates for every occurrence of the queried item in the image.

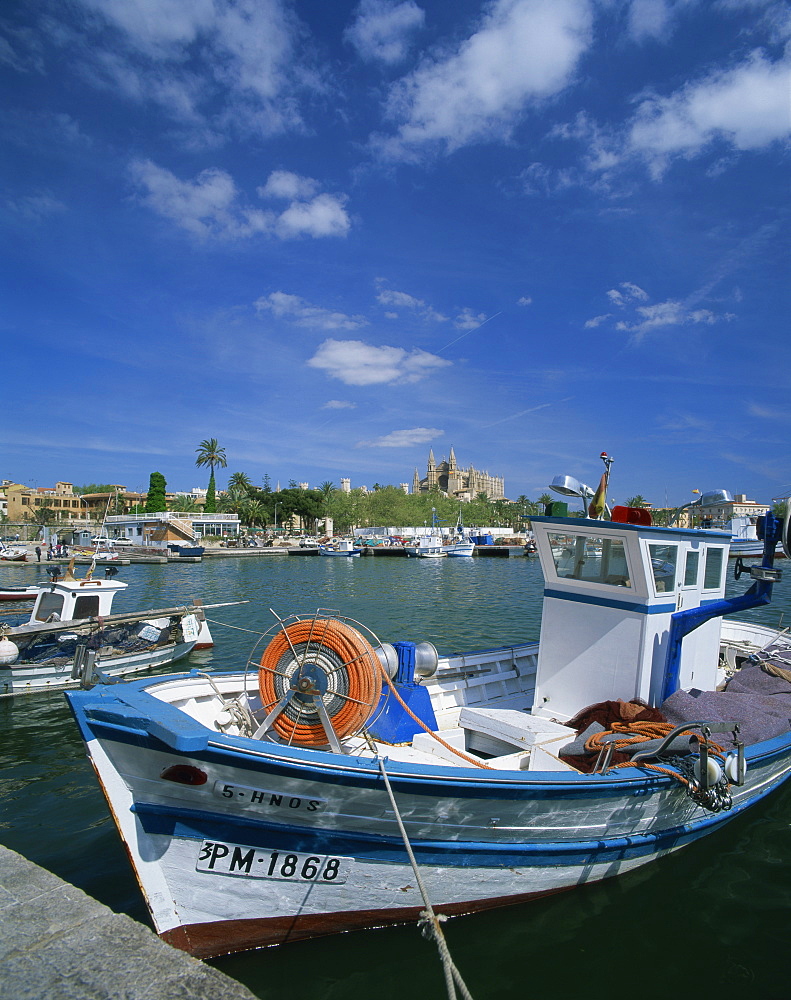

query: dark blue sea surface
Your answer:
[1,553,789,999]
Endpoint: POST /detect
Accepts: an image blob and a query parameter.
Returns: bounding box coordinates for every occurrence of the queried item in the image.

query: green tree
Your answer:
[28,506,56,526]
[219,486,248,515]
[625,495,648,508]
[195,438,227,513]
[241,499,266,529]
[227,472,252,493]
[74,483,119,495]
[170,495,200,513]
[145,472,167,513]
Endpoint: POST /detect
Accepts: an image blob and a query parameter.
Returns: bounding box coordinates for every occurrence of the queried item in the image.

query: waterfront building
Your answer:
[698,493,770,528]
[411,447,505,501]
[104,511,240,547]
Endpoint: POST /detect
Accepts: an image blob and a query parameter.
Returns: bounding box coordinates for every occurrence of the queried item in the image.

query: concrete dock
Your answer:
[0,844,258,1000]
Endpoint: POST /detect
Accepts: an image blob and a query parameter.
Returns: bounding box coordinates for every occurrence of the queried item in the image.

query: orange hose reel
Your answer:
[258,617,382,746]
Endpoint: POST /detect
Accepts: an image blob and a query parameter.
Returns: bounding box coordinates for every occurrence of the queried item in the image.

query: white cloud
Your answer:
[307,339,451,385]
[377,288,424,309]
[550,42,791,183]
[616,299,735,342]
[583,313,612,328]
[454,308,488,330]
[129,161,350,240]
[6,192,67,222]
[345,0,425,64]
[357,427,443,448]
[586,281,736,341]
[375,284,449,321]
[61,1,314,139]
[323,399,358,409]
[275,193,351,238]
[373,0,593,160]
[607,281,649,307]
[626,0,674,42]
[255,292,367,330]
[748,403,791,422]
[258,170,319,200]
[628,50,791,176]
[517,296,533,306]
[129,160,265,238]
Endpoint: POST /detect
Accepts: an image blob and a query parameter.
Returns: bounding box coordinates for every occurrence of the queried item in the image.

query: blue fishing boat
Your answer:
[66,483,791,960]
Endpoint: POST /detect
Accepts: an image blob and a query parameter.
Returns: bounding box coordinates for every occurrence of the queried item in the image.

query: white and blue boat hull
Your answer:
[68,669,791,958]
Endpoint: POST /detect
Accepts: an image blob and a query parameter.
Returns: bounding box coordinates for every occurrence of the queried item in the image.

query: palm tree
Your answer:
[625,495,648,508]
[195,438,227,513]
[227,472,252,493]
[170,495,200,513]
[241,499,266,529]
[219,486,247,515]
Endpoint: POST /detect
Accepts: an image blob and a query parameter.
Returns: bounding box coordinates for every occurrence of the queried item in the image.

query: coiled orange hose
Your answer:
[259,618,382,745]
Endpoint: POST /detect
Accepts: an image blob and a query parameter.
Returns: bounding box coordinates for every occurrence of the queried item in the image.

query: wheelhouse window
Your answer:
[35,593,64,622]
[703,547,725,590]
[73,595,100,618]
[548,533,631,587]
[648,544,678,594]
[683,550,699,587]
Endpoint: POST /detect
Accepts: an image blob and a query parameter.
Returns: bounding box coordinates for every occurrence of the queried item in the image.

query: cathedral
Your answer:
[412,448,505,501]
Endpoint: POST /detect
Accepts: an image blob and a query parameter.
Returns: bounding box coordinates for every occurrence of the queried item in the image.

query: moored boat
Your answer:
[0,561,216,697]
[65,486,791,960]
[318,539,361,557]
[0,541,28,562]
[0,583,41,602]
[443,508,475,557]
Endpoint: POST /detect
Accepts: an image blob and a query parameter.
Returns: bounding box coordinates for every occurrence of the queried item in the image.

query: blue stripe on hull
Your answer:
[131,778,778,868]
[83,711,791,803]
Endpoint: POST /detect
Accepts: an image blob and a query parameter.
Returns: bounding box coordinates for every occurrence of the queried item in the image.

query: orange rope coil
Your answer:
[258,618,382,745]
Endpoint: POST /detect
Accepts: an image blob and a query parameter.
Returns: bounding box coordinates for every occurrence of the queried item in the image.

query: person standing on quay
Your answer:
[35,545,41,562]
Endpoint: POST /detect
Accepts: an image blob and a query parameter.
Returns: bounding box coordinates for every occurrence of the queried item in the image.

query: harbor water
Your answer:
[1,554,789,999]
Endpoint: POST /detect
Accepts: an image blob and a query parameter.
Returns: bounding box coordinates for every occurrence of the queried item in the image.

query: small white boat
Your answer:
[444,511,475,557]
[318,539,361,557]
[0,541,28,562]
[404,535,446,557]
[0,562,215,697]
[66,482,791,959]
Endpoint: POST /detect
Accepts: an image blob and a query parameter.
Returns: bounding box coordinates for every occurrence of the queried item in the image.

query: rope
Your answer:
[204,618,269,636]
[258,618,381,744]
[584,721,726,786]
[370,745,475,1000]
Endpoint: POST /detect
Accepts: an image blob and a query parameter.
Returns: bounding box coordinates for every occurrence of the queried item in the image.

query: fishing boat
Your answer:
[0,583,41,602]
[318,539,361,557]
[405,510,447,558]
[0,561,217,697]
[66,490,791,960]
[0,541,28,562]
[404,536,446,558]
[443,509,475,557]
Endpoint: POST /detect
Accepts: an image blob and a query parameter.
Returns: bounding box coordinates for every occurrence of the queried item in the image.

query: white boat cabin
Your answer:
[28,571,127,624]
[529,515,731,723]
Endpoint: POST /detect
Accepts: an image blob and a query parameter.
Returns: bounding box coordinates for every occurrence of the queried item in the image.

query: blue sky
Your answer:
[2,0,789,507]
